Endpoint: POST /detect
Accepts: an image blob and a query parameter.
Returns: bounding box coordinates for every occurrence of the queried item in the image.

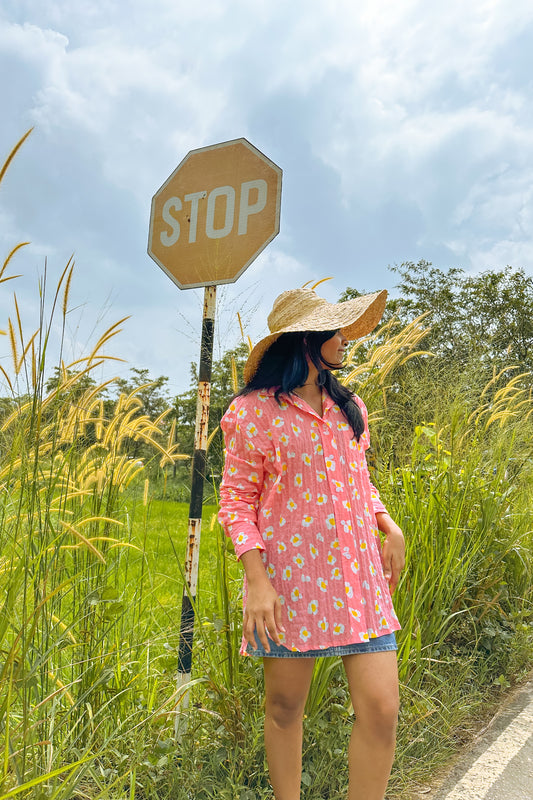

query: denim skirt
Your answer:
[245,631,397,658]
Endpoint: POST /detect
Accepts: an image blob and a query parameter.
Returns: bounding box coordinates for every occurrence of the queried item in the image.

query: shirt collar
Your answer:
[280,389,337,419]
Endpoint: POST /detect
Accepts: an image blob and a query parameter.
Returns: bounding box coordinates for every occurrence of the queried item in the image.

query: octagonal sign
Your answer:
[148,138,282,289]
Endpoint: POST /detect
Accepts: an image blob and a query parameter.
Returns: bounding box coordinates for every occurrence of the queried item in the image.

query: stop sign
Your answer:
[148,138,282,289]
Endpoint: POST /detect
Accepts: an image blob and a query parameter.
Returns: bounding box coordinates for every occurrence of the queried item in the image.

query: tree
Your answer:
[390,261,533,372]
[114,367,171,419]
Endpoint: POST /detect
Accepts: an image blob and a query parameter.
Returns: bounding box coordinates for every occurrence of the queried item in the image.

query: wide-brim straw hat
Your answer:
[243,286,388,383]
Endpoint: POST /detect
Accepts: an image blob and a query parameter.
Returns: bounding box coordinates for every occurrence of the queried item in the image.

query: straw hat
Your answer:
[243,286,388,383]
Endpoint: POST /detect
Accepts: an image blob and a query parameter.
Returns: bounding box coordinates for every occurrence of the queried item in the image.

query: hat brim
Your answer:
[243,289,387,384]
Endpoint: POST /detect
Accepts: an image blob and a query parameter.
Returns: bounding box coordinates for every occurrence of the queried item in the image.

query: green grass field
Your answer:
[122,495,242,611]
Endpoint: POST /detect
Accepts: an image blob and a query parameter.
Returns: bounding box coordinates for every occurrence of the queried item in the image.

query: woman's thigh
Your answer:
[263,657,316,715]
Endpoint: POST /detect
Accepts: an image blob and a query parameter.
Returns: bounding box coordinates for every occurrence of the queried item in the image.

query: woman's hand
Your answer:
[376,512,406,593]
[240,549,285,652]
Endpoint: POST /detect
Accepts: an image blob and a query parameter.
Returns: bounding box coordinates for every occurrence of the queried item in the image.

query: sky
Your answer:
[1,0,533,397]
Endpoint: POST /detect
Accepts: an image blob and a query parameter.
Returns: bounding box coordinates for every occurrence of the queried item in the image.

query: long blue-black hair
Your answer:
[239,330,364,440]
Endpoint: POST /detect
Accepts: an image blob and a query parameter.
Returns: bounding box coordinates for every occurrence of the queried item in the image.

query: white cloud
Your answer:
[1,0,533,392]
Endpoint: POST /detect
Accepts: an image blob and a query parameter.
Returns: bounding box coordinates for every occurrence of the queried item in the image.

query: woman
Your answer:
[218,285,405,800]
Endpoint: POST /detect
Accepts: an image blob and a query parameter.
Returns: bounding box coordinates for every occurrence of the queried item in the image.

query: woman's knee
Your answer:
[265,689,307,728]
[355,693,399,741]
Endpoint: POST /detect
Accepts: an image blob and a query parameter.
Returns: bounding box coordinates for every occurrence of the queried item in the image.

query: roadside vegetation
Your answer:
[1,131,532,799]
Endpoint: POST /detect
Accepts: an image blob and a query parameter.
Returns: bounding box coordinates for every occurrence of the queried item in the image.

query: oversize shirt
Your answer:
[218,389,401,654]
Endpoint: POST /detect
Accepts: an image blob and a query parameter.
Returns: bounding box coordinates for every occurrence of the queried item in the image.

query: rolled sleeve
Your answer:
[218,406,266,559]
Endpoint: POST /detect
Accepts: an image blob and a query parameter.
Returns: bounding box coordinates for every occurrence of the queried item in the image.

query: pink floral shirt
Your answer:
[218,389,401,654]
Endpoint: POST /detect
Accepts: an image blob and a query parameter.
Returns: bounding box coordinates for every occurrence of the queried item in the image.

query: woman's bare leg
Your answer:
[342,651,399,800]
[263,657,316,800]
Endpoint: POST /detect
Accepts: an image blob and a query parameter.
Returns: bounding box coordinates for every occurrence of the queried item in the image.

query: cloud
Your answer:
[1,0,533,393]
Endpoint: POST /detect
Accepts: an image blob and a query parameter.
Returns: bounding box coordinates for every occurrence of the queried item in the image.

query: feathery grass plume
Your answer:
[62,259,75,318]
[341,314,432,421]
[1,242,28,285]
[0,267,192,798]
[0,128,33,187]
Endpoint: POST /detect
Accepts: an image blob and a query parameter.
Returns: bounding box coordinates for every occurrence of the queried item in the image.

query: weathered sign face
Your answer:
[148,138,282,289]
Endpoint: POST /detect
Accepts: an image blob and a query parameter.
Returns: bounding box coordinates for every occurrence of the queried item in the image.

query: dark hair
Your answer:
[240,331,364,440]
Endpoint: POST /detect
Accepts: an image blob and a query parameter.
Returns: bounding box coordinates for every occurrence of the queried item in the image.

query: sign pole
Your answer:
[175,285,216,739]
[147,137,281,739]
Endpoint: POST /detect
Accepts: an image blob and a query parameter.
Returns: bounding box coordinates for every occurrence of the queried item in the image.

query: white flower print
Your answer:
[308,599,319,615]
[300,626,311,642]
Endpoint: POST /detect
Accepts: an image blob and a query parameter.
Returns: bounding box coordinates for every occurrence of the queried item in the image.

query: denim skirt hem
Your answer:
[245,631,397,658]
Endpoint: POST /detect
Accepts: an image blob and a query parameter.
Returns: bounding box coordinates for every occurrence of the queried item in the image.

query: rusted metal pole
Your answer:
[175,285,216,739]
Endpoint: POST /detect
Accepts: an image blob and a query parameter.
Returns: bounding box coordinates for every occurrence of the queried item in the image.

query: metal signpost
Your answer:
[147,138,282,737]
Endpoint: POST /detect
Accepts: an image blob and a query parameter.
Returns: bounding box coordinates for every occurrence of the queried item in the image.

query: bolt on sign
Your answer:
[148,138,282,289]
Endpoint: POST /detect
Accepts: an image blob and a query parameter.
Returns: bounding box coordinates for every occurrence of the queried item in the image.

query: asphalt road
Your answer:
[426,675,533,800]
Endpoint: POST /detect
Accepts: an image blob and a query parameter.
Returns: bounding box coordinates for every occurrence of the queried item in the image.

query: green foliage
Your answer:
[391,260,533,371]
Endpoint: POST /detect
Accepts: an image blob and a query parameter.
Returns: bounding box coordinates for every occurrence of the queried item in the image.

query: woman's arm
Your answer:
[240,549,285,652]
[375,512,405,593]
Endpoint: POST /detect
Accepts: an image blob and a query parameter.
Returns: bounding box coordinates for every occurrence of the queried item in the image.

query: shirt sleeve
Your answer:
[354,395,388,517]
[218,398,266,559]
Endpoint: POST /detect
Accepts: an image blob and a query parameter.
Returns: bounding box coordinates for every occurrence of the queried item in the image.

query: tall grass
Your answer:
[0,255,189,796]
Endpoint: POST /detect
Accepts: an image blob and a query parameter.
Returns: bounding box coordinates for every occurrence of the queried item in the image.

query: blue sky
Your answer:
[1,0,532,395]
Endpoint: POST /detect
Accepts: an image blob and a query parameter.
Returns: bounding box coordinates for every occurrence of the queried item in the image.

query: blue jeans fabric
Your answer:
[245,631,397,658]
